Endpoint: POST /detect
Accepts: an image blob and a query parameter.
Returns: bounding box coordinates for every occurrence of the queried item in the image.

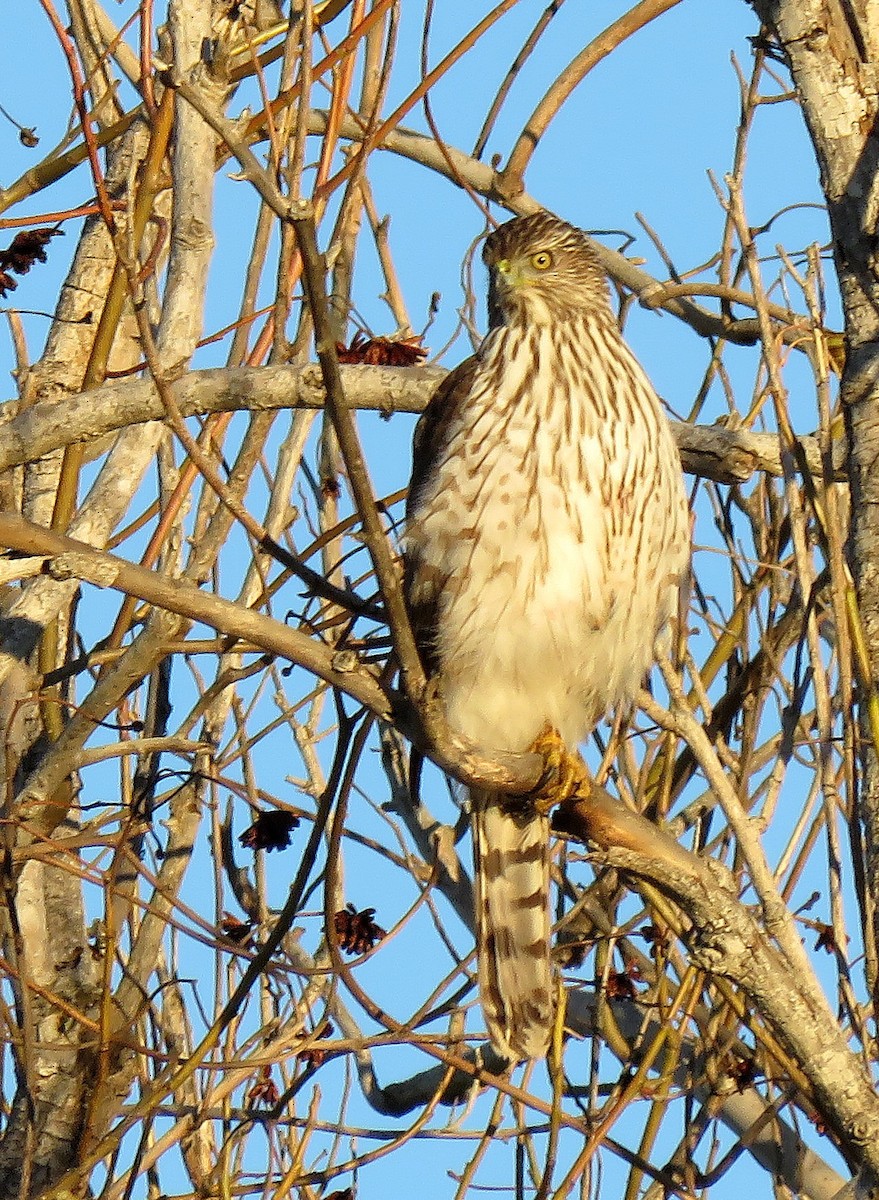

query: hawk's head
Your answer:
[483,212,609,328]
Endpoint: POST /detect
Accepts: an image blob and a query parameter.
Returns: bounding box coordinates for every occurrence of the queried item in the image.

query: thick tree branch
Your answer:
[305,109,808,348]
[0,363,845,483]
[553,783,879,1175]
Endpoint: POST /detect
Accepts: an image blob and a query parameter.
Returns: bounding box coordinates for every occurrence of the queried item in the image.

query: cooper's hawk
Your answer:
[404,212,690,1061]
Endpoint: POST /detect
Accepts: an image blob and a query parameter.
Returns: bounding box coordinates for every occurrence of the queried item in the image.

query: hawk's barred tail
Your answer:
[472,792,554,1061]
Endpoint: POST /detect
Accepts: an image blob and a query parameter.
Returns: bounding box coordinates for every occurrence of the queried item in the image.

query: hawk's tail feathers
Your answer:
[472,792,554,1061]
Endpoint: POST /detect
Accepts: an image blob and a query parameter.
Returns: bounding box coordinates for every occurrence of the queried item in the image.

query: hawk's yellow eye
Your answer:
[530,251,553,271]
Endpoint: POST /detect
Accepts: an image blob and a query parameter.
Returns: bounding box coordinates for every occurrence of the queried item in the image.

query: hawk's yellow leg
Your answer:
[528,723,591,815]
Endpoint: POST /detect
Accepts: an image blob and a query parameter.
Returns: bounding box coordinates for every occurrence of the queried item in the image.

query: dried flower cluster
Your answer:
[239,808,299,851]
[333,904,386,955]
[335,332,427,366]
[0,227,62,298]
[246,1064,279,1107]
[296,1020,335,1067]
[220,913,254,946]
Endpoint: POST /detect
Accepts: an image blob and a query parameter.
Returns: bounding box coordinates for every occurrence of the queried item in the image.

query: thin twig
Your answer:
[290,211,428,711]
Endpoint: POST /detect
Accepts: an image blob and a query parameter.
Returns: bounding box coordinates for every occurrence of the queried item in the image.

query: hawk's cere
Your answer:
[404,212,690,1061]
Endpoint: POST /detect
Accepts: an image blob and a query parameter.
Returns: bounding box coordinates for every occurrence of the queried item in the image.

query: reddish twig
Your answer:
[140,0,156,113]
[37,0,116,232]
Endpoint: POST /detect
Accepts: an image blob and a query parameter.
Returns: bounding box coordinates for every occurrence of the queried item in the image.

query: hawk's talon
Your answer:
[528,723,591,815]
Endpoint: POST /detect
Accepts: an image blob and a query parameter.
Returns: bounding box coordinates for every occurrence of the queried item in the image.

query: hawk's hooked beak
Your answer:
[487,257,527,328]
[494,258,527,289]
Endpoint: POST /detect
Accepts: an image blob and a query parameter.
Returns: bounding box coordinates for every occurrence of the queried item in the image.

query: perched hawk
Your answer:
[404,212,690,1060]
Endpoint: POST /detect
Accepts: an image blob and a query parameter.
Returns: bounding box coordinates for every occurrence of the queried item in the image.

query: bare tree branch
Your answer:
[0,362,846,482]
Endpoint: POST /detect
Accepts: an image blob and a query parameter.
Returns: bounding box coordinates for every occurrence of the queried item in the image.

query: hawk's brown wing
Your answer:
[404,355,479,672]
[406,354,479,518]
